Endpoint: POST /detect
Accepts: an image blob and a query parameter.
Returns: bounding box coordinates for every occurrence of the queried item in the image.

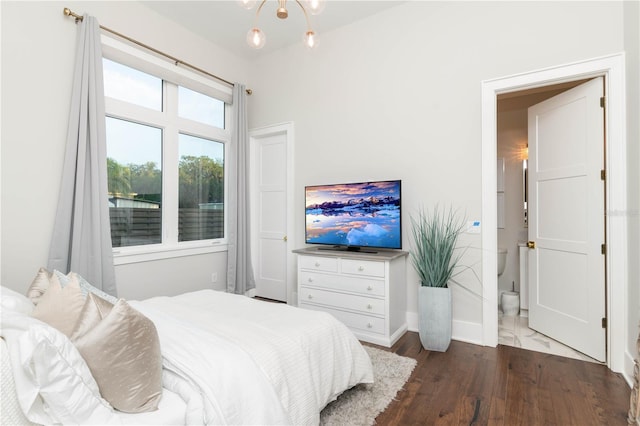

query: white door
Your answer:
[527,77,605,362]
[249,124,293,302]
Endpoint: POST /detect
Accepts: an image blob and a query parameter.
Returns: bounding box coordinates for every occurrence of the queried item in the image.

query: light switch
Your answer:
[466,221,481,234]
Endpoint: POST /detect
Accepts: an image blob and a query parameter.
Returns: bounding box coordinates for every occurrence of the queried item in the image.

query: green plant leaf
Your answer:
[410,205,466,288]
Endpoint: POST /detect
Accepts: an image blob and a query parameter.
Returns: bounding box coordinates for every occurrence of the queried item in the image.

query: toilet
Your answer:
[497,248,507,276]
[498,248,520,315]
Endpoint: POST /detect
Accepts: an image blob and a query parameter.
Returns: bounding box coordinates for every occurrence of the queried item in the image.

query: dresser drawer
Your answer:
[299,271,385,297]
[298,255,338,273]
[300,303,385,335]
[299,287,384,316]
[341,258,385,278]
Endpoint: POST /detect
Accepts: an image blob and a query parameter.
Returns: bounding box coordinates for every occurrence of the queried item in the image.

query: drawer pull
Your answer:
[308,294,313,299]
[367,323,373,329]
[307,277,313,283]
[358,266,364,271]
[367,304,373,310]
[367,285,373,291]
[315,261,321,267]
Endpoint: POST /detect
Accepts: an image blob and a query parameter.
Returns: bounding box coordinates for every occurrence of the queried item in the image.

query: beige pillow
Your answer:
[71,293,163,413]
[26,267,53,305]
[30,273,85,336]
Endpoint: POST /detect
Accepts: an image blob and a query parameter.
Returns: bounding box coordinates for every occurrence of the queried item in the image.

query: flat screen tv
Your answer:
[305,180,402,252]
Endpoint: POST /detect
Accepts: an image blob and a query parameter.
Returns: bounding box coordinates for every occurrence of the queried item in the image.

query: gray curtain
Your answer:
[48,15,117,297]
[226,83,256,295]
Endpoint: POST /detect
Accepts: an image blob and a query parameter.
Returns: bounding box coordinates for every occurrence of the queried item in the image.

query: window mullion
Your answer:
[163,82,179,246]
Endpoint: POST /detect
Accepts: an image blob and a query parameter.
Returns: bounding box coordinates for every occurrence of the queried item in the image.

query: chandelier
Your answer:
[238,0,326,50]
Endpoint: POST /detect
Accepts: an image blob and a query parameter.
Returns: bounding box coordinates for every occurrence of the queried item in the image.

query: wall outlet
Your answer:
[211,272,218,283]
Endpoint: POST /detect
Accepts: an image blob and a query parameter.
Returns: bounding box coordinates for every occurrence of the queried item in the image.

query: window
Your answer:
[178,86,225,128]
[178,133,225,242]
[103,55,230,261]
[106,117,162,247]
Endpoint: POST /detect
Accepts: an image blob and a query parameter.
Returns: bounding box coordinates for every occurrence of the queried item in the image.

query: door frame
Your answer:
[249,122,296,304]
[480,53,627,372]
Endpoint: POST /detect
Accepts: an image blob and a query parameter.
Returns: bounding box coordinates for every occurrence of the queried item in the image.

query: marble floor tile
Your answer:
[498,313,599,363]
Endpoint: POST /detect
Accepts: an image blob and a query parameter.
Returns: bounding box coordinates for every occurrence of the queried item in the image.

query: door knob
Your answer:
[283,235,288,242]
[527,241,536,249]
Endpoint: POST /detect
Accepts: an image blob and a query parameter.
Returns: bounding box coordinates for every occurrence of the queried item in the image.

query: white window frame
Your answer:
[102,35,233,265]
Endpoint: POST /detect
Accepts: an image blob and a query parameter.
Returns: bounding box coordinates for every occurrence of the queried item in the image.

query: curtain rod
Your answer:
[63,7,252,96]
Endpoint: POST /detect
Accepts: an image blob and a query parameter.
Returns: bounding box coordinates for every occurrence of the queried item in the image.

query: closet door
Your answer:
[250,123,294,302]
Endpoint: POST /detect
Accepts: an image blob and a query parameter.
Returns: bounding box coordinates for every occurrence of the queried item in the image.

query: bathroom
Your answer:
[496,83,597,362]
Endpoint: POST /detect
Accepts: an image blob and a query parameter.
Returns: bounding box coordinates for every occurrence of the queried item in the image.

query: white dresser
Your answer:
[293,247,408,347]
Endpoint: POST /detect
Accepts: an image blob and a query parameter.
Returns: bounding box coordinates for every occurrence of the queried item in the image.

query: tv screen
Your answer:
[305,180,402,251]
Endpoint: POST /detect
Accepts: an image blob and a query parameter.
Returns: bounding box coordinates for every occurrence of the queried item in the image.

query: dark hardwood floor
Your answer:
[367,332,631,425]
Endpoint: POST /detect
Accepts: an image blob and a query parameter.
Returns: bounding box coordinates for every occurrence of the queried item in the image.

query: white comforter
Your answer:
[129,290,374,425]
[2,288,373,425]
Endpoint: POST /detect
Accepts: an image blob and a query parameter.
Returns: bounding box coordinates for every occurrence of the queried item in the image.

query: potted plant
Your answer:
[410,205,466,352]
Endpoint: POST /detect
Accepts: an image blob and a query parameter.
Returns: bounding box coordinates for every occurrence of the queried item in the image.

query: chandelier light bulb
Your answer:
[241,0,324,50]
[303,30,317,49]
[247,28,266,49]
[237,0,257,10]
[303,0,326,15]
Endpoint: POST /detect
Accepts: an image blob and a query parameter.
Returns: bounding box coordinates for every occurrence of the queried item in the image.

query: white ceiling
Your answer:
[142,1,405,60]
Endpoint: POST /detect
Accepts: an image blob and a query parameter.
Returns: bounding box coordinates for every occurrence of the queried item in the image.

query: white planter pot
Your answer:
[418,286,452,352]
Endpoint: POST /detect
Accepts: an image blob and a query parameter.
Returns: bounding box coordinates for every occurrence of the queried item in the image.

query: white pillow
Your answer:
[1,286,34,315]
[1,312,121,425]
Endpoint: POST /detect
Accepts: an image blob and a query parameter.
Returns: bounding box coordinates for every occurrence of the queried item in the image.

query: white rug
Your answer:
[320,345,417,426]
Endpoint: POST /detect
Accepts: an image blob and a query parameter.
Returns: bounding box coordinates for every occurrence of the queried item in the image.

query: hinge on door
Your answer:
[600,96,606,108]
[601,169,606,181]
[601,244,606,255]
[602,317,607,328]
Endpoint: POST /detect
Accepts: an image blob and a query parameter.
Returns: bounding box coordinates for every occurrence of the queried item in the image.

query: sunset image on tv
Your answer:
[305,180,401,249]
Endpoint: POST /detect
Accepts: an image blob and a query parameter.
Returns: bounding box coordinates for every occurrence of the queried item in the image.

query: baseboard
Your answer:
[452,320,484,345]
[406,312,484,346]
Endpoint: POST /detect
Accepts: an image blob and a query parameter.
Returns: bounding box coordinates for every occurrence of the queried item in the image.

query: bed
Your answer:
[0,271,374,425]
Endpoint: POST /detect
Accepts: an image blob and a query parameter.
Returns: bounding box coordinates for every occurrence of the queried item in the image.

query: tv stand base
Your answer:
[317,246,378,254]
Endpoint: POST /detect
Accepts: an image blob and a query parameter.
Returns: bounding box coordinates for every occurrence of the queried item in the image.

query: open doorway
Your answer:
[480,53,627,372]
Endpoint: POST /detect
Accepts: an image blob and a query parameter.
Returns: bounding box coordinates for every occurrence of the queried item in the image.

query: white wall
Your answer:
[624,0,640,376]
[247,1,626,341]
[0,1,249,299]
